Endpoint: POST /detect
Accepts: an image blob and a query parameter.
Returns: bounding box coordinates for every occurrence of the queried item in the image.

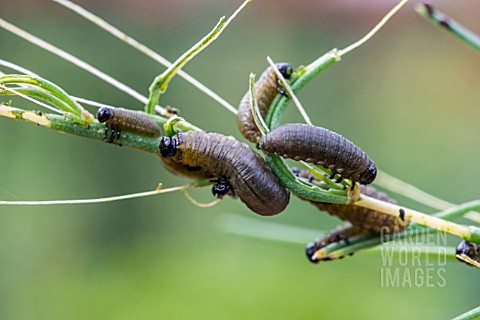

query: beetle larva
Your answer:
[159,157,214,180]
[260,123,377,185]
[305,223,363,262]
[159,131,290,216]
[305,185,410,262]
[237,63,293,143]
[97,107,161,143]
[310,185,409,234]
[456,240,480,267]
[291,169,404,233]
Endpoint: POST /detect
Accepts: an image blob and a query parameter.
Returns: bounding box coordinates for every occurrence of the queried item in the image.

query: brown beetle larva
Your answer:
[237,63,293,143]
[97,107,161,143]
[303,184,410,263]
[159,157,214,180]
[159,131,290,216]
[310,185,409,235]
[260,123,377,185]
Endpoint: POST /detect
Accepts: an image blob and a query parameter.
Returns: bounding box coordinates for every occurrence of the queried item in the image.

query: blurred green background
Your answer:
[1,0,479,319]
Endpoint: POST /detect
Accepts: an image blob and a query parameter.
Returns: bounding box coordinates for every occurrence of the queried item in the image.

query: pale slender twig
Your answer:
[70,97,115,109]
[452,306,480,320]
[455,253,480,269]
[356,195,479,241]
[181,188,221,208]
[0,184,192,205]
[53,0,237,115]
[266,56,312,125]
[0,58,40,77]
[376,170,480,224]
[0,18,166,114]
[339,0,409,56]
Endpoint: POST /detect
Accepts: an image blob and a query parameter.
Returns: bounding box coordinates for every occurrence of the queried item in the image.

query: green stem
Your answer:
[145,17,225,114]
[264,155,349,204]
[0,104,162,154]
[415,3,480,51]
[163,115,202,136]
[145,0,251,114]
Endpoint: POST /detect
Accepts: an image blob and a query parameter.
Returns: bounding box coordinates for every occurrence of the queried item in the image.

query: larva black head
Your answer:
[159,136,178,158]
[276,63,293,80]
[456,240,480,266]
[305,242,319,264]
[456,240,473,256]
[360,163,377,185]
[97,107,113,123]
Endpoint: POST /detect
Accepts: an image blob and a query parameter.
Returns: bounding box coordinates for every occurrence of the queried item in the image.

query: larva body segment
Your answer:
[260,123,377,185]
[292,169,407,233]
[159,131,290,216]
[310,185,410,234]
[305,186,409,263]
[237,63,293,143]
[97,107,161,143]
[159,157,214,180]
[456,240,480,267]
[305,222,364,262]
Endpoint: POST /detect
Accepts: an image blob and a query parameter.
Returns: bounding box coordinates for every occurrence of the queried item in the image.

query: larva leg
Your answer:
[115,125,121,142]
[108,126,116,143]
[275,81,289,97]
[328,170,336,180]
[103,125,110,142]
[211,176,232,199]
[306,223,367,263]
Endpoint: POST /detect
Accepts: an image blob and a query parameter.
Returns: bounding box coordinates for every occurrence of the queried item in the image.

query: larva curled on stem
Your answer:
[304,185,410,263]
[159,131,290,216]
[159,157,214,180]
[97,107,161,143]
[260,123,377,185]
[237,63,293,143]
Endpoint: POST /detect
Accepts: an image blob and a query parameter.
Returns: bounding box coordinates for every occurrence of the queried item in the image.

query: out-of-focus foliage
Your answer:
[0,1,479,319]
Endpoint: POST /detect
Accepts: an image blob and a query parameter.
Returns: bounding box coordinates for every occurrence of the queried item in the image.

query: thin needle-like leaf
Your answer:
[0,18,166,114]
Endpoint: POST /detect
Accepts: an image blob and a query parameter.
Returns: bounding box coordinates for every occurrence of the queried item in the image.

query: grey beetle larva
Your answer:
[237,63,293,143]
[159,131,290,216]
[304,185,410,263]
[97,107,161,143]
[260,123,377,185]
